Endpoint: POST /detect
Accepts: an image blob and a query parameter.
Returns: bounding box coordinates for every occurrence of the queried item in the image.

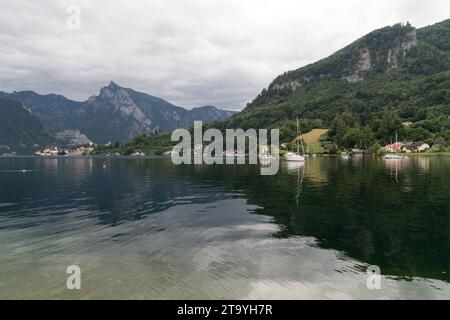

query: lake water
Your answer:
[0,156,449,299]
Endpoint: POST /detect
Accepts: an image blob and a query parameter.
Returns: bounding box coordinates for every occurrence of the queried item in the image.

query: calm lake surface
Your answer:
[0,156,449,299]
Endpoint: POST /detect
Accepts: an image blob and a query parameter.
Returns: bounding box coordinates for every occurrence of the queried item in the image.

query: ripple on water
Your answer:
[1,157,450,299]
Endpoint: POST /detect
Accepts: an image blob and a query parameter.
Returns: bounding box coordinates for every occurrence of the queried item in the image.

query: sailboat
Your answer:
[285,118,306,162]
[383,133,404,160]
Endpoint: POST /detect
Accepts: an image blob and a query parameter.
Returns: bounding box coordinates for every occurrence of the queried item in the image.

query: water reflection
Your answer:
[282,161,305,207]
[0,156,449,299]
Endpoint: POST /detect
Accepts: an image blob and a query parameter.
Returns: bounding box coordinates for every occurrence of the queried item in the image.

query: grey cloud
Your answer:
[0,0,449,111]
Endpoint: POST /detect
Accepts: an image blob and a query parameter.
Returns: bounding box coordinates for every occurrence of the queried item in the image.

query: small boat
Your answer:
[285,152,305,162]
[285,118,305,162]
[383,154,404,160]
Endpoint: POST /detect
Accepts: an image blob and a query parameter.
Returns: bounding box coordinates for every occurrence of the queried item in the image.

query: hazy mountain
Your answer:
[221,19,450,147]
[0,98,55,155]
[0,82,236,145]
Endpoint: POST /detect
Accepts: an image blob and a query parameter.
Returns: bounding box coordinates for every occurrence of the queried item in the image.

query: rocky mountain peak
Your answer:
[98,81,123,100]
[1,82,236,147]
[108,80,120,88]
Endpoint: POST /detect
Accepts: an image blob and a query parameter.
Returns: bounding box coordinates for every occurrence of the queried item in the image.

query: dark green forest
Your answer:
[220,20,450,150]
[0,98,54,154]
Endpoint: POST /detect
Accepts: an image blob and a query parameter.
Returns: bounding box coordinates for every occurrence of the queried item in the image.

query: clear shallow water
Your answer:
[0,156,449,299]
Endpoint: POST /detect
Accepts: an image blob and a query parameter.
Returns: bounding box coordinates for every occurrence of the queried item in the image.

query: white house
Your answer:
[384,142,403,153]
[416,142,430,152]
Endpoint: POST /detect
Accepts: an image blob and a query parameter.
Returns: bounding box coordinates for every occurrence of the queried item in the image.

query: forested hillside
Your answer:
[0,98,54,154]
[219,20,450,149]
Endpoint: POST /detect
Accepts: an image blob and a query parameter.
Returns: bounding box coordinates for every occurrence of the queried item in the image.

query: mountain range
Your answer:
[2,19,450,155]
[0,82,235,153]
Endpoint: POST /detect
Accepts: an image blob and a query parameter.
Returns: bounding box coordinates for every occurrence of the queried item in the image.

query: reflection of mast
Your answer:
[387,159,399,184]
[395,158,399,184]
[295,164,305,207]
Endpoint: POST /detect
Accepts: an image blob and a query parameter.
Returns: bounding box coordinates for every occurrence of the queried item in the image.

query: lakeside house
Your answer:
[71,146,95,155]
[321,141,335,152]
[383,141,430,153]
[384,142,403,153]
[350,148,364,154]
[417,142,431,152]
[35,145,59,156]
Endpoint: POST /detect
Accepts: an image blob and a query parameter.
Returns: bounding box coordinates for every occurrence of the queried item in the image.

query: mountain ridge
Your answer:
[0,82,236,146]
[0,98,55,154]
[220,19,450,149]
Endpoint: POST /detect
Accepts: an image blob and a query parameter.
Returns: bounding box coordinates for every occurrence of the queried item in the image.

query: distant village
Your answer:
[319,140,433,154]
[32,138,440,158]
[34,141,147,157]
[382,141,431,153]
[35,143,96,157]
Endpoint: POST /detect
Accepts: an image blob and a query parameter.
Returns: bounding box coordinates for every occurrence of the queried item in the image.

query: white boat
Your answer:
[383,154,404,160]
[285,152,305,162]
[285,118,306,162]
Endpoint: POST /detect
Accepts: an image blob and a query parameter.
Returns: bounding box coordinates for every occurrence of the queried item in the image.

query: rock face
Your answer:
[387,29,417,70]
[344,48,372,82]
[255,23,421,103]
[0,82,236,144]
[55,129,91,146]
[227,19,450,135]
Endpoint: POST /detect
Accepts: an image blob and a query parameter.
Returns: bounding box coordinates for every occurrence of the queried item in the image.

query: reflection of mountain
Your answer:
[283,158,329,185]
[171,157,450,282]
[1,157,449,283]
[88,159,236,225]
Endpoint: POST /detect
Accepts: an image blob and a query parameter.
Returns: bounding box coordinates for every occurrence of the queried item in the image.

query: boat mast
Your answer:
[297,117,305,156]
[296,117,300,155]
[395,132,398,155]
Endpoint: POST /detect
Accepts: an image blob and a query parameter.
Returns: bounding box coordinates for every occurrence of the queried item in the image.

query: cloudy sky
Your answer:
[0,0,448,110]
